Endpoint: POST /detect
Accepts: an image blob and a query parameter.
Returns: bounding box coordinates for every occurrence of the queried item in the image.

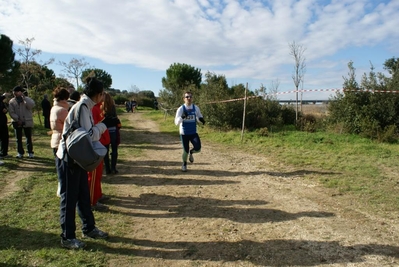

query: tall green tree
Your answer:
[0,34,15,76]
[0,60,20,91]
[160,63,202,108]
[383,57,399,90]
[81,68,112,89]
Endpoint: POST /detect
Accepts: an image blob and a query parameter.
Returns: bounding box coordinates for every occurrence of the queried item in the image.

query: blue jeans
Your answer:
[57,157,95,239]
[14,127,33,155]
[104,130,118,172]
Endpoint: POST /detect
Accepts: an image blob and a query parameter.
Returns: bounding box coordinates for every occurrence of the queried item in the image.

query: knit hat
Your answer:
[13,86,24,92]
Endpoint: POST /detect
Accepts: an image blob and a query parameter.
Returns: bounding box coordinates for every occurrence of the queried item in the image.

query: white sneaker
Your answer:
[28,153,34,158]
[57,182,61,197]
[181,164,187,172]
[0,161,4,166]
[16,154,23,159]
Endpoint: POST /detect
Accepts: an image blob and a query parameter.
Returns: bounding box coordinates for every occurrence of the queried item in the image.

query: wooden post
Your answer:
[241,83,248,142]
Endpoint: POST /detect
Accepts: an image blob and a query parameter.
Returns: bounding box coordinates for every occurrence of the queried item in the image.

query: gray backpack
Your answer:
[63,103,107,171]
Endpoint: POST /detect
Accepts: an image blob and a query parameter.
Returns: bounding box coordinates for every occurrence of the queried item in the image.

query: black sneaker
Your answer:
[83,227,109,239]
[91,202,109,212]
[99,194,110,202]
[189,152,194,163]
[61,238,86,249]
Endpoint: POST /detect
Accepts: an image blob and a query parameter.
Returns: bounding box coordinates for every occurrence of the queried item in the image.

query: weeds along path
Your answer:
[104,111,399,267]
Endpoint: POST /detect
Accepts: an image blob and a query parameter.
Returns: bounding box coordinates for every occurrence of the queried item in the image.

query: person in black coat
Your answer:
[0,94,9,158]
[41,94,51,129]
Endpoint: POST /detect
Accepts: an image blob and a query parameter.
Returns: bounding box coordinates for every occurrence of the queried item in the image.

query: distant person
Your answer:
[153,99,158,110]
[174,91,205,172]
[131,99,137,112]
[56,77,112,249]
[50,87,70,197]
[0,93,10,158]
[103,92,120,175]
[8,86,35,159]
[67,91,81,110]
[125,100,131,112]
[42,94,51,129]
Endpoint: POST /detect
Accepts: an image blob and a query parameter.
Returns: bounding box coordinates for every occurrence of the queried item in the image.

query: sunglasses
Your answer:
[185,95,192,99]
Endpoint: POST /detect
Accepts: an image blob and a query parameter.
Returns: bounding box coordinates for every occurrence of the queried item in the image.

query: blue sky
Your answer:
[0,0,398,100]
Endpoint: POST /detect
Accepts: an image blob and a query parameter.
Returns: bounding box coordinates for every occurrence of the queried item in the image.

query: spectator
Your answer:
[8,86,35,159]
[0,93,10,158]
[103,92,120,175]
[88,98,110,211]
[67,91,81,110]
[56,77,111,249]
[50,87,70,197]
[41,94,51,129]
[131,99,137,112]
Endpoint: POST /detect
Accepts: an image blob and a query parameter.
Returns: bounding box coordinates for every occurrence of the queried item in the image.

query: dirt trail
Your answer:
[106,112,399,266]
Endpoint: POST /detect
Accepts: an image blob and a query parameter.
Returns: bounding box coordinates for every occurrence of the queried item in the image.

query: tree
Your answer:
[0,60,20,91]
[160,63,202,108]
[383,57,399,90]
[59,57,90,89]
[0,34,15,76]
[81,68,112,89]
[16,37,54,90]
[289,41,306,121]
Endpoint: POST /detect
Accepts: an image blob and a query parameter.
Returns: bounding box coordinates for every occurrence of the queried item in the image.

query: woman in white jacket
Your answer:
[56,77,113,249]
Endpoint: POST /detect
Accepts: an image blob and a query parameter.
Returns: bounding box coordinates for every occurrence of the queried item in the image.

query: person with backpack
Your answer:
[56,77,114,249]
[174,91,205,172]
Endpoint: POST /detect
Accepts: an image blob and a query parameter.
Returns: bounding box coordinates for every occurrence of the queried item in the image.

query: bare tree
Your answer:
[289,41,306,121]
[16,37,54,90]
[59,57,90,89]
[268,79,280,100]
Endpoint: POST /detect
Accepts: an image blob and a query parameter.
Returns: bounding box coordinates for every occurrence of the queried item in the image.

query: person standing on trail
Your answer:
[102,92,121,175]
[49,87,70,197]
[8,86,35,159]
[56,77,112,249]
[174,91,205,172]
[87,98,110,212]
[41,94,51,129]
[0,93,10,159]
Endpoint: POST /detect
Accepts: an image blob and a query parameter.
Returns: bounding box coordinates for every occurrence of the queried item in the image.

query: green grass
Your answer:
[0,112,138,266]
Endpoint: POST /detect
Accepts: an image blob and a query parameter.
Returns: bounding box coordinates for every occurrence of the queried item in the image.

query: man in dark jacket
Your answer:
[0,93,9,158]
[41,94,51,129]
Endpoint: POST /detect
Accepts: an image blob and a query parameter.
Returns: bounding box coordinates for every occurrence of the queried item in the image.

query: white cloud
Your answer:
[0,0,398,94]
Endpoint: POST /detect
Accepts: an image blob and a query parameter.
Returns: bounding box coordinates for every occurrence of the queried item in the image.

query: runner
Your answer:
[174,91,205,172]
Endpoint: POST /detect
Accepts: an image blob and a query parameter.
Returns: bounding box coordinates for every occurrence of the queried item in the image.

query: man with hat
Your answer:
[8,86,35,158]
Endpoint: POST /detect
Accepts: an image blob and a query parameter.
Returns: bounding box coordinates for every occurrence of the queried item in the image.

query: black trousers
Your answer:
[0,124,9,156]
[14,126,33,155]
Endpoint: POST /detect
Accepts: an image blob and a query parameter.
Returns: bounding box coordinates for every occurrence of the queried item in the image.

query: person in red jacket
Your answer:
[87,98,110,211]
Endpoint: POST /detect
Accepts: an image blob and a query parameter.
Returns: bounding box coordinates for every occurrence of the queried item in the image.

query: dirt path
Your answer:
[105,112,399,266]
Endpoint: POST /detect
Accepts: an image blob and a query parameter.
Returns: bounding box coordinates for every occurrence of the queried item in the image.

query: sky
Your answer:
[0,0,398,100]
